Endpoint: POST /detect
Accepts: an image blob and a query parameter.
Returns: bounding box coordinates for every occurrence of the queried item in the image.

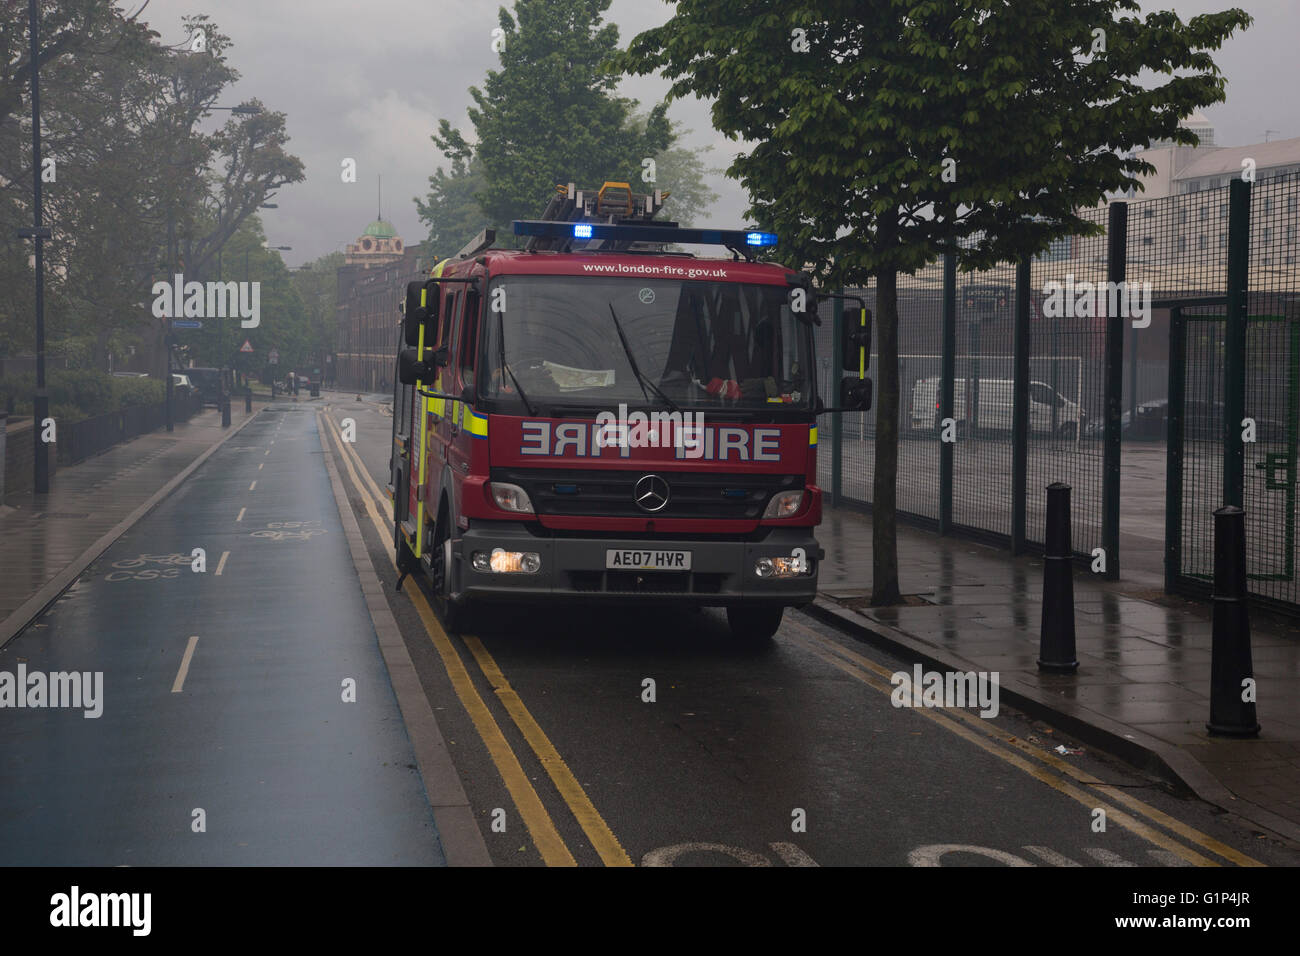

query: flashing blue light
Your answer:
[513,220,778,251]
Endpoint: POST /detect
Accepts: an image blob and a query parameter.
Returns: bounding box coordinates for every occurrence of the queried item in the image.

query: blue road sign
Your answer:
[172,319,203,329]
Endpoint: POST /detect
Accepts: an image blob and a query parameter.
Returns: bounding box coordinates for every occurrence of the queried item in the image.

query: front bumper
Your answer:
[453,522,824,607]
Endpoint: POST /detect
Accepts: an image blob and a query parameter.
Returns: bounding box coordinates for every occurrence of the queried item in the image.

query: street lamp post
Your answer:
[18,0,53,493]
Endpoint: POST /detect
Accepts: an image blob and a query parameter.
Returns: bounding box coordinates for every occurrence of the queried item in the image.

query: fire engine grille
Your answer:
[491,468,801,520]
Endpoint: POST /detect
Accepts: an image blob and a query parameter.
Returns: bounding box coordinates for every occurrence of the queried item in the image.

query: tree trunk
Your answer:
[871,267,902,606]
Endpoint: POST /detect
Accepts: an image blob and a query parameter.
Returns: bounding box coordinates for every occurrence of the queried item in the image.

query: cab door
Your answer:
[445,284,482,496]
[426,283,462,526]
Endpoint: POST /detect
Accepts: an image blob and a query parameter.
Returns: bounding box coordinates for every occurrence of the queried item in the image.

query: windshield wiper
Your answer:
[607,303,680,413]
[498,310,537,416]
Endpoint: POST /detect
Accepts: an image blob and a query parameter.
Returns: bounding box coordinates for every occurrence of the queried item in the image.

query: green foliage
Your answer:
[618,0,1251,282]
[433,0,674,240]
[110,376,165,408]
[0,6,303,371]
[628,115,720,227]
[416,140,493,258]
[1,370,163,422]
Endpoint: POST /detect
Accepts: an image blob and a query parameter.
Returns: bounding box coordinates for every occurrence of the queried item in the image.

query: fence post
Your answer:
[940,253,956,535]
[830,291,844,507]
[1165,306,1186,594]
[1011,258,1031,553]
[1101,201,1127,580]
[1224,178,1251,509]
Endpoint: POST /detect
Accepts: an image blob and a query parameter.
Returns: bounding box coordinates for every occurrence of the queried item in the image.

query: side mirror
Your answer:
[403,280,439,347]
[461,383,476,406]
[840,376,872,411]
[398,347,431,385]
[842,307,872,373]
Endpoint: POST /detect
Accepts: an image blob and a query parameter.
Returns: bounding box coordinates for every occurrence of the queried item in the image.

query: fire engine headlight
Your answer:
[754,555,812,579]
[472,549,541,574]
[489,482,534,514]
[762,490,805,519]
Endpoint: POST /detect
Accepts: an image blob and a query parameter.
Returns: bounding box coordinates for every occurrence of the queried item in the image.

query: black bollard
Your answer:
[271,381,277,398]
[245,388,252,413]
[221,396,231,427]
[1207,506,1260,737]
[1038,482,1079,672]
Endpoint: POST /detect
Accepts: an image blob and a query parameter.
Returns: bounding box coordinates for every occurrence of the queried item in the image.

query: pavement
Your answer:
[815,506,1300,843]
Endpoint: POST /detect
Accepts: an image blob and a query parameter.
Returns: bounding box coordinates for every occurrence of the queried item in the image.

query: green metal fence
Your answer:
[1164,173,1300,614]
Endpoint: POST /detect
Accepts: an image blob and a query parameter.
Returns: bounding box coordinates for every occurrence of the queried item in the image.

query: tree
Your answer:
[291,250,345,361]
[617,0,1250,605]
[434,0,673,238]
[628,114,720,227]
[0,9,303,371]
[415,129,491,257]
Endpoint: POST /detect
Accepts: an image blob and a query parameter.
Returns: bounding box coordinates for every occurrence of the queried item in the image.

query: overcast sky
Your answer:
[128,0,1298,267]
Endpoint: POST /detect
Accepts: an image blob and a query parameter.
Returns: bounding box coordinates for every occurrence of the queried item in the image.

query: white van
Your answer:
[910,377,1084,438]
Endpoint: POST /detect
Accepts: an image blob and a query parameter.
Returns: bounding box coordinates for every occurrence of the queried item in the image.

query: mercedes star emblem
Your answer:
[634,473,670,512]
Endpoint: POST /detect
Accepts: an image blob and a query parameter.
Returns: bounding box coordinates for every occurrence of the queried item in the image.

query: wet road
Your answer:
[320,395,1300,868]
[0,402,443,865]
[3,393,1296,867]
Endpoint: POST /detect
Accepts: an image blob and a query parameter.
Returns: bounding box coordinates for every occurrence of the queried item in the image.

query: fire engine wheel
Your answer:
[432,519,471,632]
[726,606,783,642]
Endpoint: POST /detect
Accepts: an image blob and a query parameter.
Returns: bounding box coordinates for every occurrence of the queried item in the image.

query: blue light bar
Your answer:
[513,220,778,251]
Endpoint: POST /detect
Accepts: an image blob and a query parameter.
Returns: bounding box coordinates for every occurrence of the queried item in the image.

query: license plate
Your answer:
[605,549,692,571]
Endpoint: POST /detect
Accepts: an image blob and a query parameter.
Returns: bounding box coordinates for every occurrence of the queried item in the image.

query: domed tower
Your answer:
[345,218,405,267]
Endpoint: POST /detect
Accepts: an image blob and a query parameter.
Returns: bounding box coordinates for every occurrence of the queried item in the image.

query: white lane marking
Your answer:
[641,843,772,867]
[1148,849,1195,867]
[214,551,229,576]
[248,480,257,491]
[769,842,819,867]
[1085,847,1136,867]
[258,463,263,470]
[171,636,200,693]
[236,507,246,522]
[264,450,270,456]
[1023,845,1082,866]
[908,845,1034,867]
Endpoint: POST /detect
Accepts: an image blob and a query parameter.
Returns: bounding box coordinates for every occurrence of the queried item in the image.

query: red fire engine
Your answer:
[389,182,871,640]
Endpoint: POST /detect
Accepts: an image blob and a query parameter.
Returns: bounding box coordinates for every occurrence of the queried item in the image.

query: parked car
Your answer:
[171,373,194,398]
[1081,399,1290,443]
[184,367,222,406]
[910,376,1085,438]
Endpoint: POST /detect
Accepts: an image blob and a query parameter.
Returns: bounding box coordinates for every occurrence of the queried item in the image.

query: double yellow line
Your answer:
[318,408,631,867]
[781,619,1264,867]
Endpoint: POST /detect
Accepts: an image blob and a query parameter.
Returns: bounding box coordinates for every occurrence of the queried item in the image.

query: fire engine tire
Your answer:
[432,508,472,633]
[726,606,783,642]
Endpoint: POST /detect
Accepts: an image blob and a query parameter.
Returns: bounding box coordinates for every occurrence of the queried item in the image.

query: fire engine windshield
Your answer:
[481,276,814,413]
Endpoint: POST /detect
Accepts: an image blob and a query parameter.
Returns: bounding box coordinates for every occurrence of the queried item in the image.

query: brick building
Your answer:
[334,219,433,392]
